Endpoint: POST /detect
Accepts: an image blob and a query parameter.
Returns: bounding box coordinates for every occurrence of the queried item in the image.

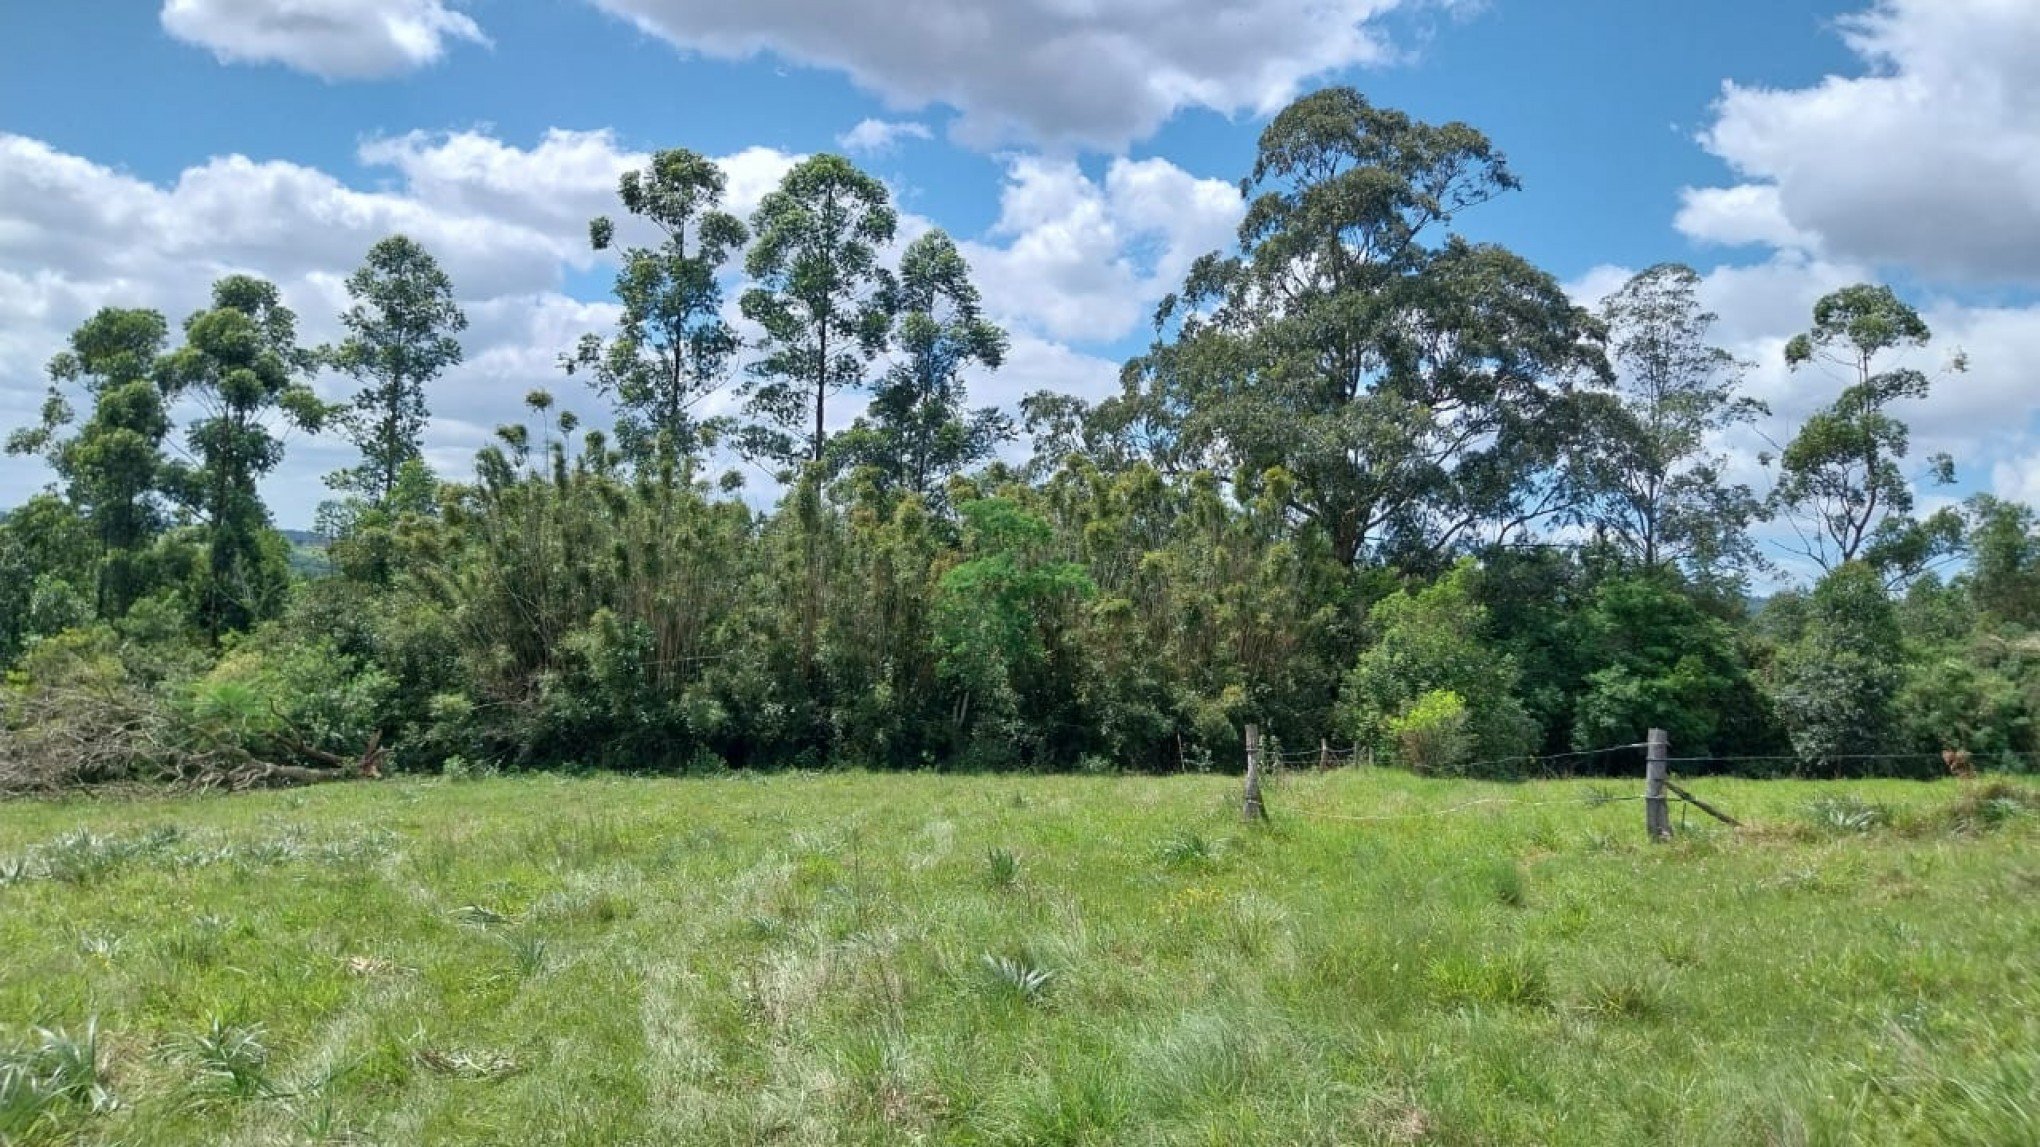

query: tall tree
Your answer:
[327,235,466,506]
[739,154,898,469]
[838,229,1009,504]
[568,150,748,472]
[1121,88,1605,567]
[163,275,329,638]
[1770,561,1905,773]
[1578,263,1766,586]
[1965,494,2040,627]
[5,308,174,615]
[1771,283,1963,581]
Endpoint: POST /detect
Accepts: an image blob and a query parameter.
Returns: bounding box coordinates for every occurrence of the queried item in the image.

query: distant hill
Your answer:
[280,529,334,578]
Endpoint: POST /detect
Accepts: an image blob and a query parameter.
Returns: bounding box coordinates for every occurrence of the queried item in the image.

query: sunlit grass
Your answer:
[0,769,2035,1144]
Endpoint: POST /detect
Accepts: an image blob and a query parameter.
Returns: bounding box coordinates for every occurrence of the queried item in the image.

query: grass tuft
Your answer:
[0,1020,115,1139]
[979,952,1055,1004]
[499,933,550,977]
[1483,857,1528,907]
[1155,830,1219,871]
[983,846,1022,890]
[1803,793,1891,834]
[1942,781,2039,833]
[169,1018,273,1102]
[1426,949,1551,1008]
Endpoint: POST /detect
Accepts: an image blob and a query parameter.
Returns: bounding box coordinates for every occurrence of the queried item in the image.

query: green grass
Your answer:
[0,770,2036,1145]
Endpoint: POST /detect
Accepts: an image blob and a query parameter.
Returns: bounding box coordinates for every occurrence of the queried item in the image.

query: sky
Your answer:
[4,0,2040,567]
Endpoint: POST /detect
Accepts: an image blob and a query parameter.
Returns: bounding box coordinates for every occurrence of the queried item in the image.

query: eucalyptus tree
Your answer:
[1121,87,1606,568]
[739,154,897,469]
[568,149,748,473]
[327,234,466,506]
[1771,283,1963,581]
[5,307,174,615]
[1578,263,1766,586]
[837,228,1009,506]
[162,275,329,637]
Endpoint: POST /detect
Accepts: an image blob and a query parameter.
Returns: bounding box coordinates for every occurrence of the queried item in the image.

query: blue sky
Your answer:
[4,0,2039,563]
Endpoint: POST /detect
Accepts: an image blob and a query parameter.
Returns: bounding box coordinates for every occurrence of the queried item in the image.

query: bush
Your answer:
[1387,690,1474,774]
[1340,563,1539,773]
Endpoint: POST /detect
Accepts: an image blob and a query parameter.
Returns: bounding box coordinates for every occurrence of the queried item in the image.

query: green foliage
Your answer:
[325,235,466,506]
[934,498,1094,764]
[1772,284,1963,581]
[1340,562,1538,774]
[1966,494,2040,627]
[180,630,394,765]
[836,229,1010,506]
[162,275,330,639]
[569,150,747,470]
[1119,86,1606,566]
[1770,563,1907,774]
[739,154,898,468]
[1568,575,1764,755]
[7,95,2040,785]
[1580,263,1766,588]
[6,307,175,618]
[1387,689,1474,774]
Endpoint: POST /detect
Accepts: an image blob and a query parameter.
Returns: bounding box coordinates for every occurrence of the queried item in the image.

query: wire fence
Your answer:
[1249,730,1748,835]
[1243,723,2040,836]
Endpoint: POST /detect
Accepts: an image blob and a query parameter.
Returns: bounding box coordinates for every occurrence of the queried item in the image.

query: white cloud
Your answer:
[161,0,487,79]
[837,118,933,155]
[1674,185,1816,252]
[1682,0,2040,283]
[964,155,1242,342]
[1992,454,2040,508]
[584,0,1419,148]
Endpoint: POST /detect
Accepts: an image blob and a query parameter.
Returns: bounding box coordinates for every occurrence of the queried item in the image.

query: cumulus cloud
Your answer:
[964,156,1242,342]
[160,0,487,79]
[837,118,934,155]
[1681,0,2040,283]
[584,0,1418,148]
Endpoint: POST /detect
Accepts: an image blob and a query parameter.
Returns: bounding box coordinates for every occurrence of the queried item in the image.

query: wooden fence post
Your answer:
[1243,724,1267,821]
[1645,727,1671,842]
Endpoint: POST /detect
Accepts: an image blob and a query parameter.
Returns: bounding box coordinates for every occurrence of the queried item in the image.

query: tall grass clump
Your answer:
[0,1021,114,1139]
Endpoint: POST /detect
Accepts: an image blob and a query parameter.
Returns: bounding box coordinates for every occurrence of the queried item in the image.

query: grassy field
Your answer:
[1,769,2036,1145]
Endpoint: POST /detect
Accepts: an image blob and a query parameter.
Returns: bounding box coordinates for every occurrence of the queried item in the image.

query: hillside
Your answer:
[2,770,2035,1145]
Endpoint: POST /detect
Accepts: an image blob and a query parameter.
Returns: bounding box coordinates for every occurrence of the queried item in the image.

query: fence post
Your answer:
[1320,738,1331,770]
[1645,727,1671,842]
[1243,723,1267,821]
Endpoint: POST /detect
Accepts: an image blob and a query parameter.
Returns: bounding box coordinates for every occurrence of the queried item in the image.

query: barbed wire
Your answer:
[1280,792,1660,825]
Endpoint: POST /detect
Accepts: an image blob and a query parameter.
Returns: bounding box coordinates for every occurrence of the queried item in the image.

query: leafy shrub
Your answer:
[1339,563,1539,775]
[1388,690,1474,774]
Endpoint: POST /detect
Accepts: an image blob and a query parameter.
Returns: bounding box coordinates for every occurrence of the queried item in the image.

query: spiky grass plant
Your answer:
[979,953,1055,1004]
[170,1019,273,1102]
[0,1020,114,1138]
[984,846,1022,890]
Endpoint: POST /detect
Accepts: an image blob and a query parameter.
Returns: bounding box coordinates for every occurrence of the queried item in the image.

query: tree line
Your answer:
[4,87,2036,790]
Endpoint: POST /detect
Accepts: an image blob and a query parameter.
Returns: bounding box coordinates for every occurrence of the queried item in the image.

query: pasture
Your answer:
[2,769,2036,1144]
